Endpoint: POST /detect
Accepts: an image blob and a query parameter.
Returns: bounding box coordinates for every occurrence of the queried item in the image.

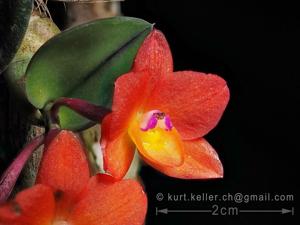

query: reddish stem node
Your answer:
[50,97,111,125]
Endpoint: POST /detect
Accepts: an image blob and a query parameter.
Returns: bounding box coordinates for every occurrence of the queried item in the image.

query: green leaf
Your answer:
[26,17,152,130]
[0,0,33,73]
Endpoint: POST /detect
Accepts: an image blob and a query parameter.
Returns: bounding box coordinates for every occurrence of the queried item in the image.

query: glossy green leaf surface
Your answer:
[26,17,152,130]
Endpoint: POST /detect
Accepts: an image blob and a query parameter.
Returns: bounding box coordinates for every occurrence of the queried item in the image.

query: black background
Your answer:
[122,1,298,224]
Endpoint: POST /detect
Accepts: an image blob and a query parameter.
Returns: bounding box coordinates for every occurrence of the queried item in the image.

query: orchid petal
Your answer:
[0,184,55,225]
[102,127,135,180]
[133,29,173,78]
[144,138,223,179]
[146,71,230,139]
[36,130,90,199]
[69,174,147,225]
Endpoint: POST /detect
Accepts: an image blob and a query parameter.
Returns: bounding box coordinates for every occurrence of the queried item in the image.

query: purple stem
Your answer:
[50,97,111,124]
[0,135,45,204]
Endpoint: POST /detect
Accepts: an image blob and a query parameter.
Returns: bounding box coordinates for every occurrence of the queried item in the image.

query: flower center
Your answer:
[140,110,173,131]
[128,109,183,167]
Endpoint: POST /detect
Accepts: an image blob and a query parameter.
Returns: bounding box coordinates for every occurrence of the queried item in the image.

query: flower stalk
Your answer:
[0,134,45,203]
[50,97,111,125]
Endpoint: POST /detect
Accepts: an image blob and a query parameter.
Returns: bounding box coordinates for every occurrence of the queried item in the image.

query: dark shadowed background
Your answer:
[121,1,298,224]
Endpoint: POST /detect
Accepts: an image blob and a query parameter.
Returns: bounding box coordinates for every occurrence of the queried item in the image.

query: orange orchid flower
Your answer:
[101,29,230,180]
[0,130,147,225]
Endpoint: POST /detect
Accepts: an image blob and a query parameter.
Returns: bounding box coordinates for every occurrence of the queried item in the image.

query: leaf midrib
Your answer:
[67,26,151,98]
